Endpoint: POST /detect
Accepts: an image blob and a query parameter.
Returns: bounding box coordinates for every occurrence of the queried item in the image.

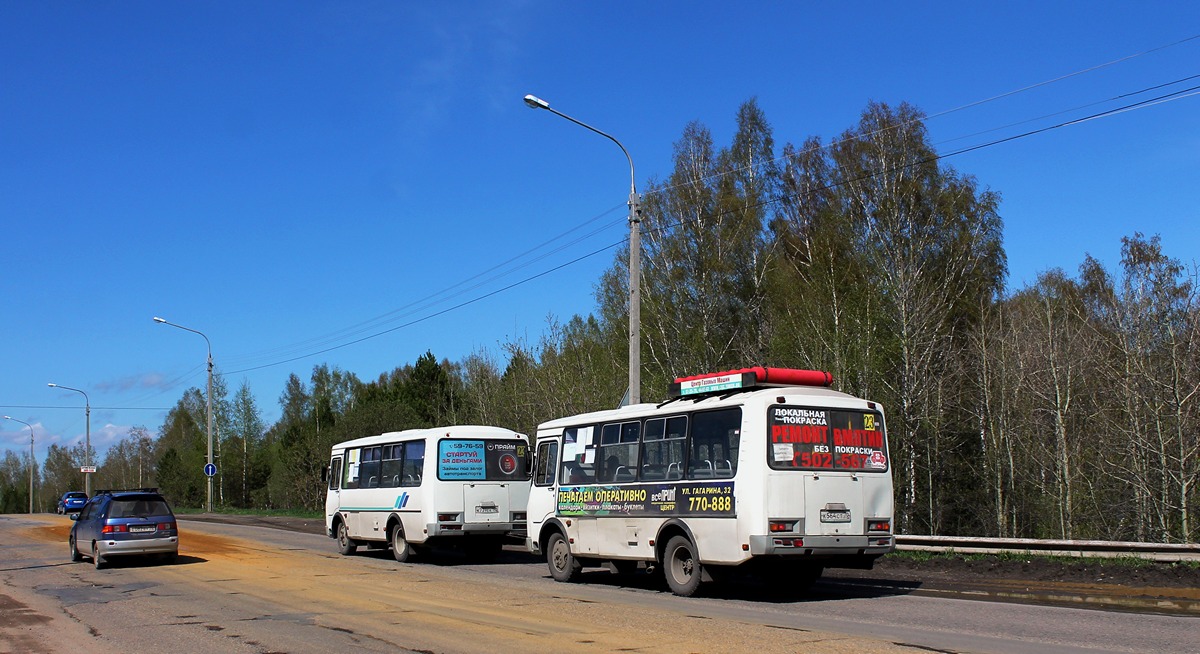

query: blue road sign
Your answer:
[204,462,217,477]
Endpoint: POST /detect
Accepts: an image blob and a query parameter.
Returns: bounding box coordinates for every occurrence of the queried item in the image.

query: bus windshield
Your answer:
[767,405,888,472]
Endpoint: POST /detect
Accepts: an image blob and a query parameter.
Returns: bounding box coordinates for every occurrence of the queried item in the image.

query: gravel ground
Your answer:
[179,513,1200,590]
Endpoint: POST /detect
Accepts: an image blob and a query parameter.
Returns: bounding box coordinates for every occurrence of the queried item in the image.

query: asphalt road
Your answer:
[1,513,1195,654]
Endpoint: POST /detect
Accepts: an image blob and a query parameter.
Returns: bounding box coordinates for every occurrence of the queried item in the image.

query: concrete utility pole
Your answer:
[523,94,642,404]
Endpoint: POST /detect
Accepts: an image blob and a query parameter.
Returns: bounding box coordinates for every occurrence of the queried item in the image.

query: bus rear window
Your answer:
[767,406,888,472]
[437,439,528,481]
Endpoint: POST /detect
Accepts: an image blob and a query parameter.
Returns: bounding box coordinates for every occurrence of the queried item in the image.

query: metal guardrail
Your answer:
[895,534,1200,562]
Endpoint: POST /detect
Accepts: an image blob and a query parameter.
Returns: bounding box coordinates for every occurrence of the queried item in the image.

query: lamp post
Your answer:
[47,383,90,496]
[153,316,214,512]
[523,94,642,404]
[4,416,35,513]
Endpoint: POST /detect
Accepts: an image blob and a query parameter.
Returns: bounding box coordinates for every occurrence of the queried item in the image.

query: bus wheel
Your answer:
[336,521,358,555]
[391,526,412,563]
[663,536,702,597]
[546,531,581,582]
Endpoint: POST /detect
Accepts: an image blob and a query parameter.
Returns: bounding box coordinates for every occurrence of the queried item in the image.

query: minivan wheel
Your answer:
[69,533,83,562]
[92,542,105,570]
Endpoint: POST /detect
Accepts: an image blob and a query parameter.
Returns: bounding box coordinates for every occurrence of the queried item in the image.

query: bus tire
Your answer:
[391,525,412,563]
[546,531,581,582]
[336,521,358,555]
[663,535,702,597]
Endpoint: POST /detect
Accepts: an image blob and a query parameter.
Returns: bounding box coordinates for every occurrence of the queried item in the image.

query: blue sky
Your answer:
[3,2,1198,468]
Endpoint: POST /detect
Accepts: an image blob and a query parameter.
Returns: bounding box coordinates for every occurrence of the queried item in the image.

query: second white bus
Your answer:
[526,367,894,596]
[325,425,530,560]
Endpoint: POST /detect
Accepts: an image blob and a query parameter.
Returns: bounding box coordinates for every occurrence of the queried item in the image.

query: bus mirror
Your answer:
[525,448,534,480]
[320,465,329,484]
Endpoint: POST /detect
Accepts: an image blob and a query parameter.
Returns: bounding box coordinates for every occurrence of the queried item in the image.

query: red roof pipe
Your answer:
[673,367,833,387]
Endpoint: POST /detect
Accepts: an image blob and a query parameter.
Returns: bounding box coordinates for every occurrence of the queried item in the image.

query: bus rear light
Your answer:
[512,512,527,522]
[769,520,795,533]
[867,519,891,532]
[437,513,459,523]
[772,538,803,547]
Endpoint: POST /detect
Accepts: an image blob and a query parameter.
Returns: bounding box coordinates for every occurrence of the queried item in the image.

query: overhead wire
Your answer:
[223,78,1200,376]
[180,35,1200,380]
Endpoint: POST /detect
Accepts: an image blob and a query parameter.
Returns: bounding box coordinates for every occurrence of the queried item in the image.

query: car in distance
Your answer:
[57,491,88,515]
[69,488,179,569]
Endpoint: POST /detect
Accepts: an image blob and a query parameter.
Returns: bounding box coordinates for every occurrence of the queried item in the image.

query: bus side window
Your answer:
[560,426,597,484]
[402,441,425,486]
[597,421,639,483]
[688,409,741,480]
[361,446,382,488]
[343,448,361,489]
[643,416,687,480]
[381,444,402,488]
[328,457,342,491]
[534,440,558,487]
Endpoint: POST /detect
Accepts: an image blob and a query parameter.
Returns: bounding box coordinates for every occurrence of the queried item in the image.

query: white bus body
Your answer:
[325,425,530,561]
[526,368,894,596]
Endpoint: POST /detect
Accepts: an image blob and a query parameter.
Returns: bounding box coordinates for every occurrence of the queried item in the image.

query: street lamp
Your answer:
[523,93,642,404]
[153,316,214,512]
[4,416,35,513]
[47,383,91,496]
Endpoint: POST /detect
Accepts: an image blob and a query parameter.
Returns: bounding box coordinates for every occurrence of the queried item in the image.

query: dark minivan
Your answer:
[69,488,179,569]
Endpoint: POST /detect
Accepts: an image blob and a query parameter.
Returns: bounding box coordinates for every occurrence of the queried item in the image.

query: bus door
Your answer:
[325,454,343,521]
[528,438,560,531]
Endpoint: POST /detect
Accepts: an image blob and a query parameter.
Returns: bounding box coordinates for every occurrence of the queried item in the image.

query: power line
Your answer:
[225,237,628,374]
[201,41,1200,377]
[220,206,628,369]
[648,33,1200,202]
[0,405,173,411]
[220,80,1199,377]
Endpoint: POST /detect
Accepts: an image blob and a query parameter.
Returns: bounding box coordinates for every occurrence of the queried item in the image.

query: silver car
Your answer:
[69,488,179,569]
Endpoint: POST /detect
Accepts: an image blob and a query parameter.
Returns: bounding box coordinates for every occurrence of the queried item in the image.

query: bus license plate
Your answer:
[129,525,155,533]
[820,509,851,523]
[476,505,498,514]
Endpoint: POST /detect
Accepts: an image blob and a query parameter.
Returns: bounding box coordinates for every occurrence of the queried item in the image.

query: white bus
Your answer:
[324,425,530,561]
[526,367,894,596]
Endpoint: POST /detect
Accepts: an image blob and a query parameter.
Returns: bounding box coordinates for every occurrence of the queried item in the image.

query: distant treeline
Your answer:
[5,100,1196,543]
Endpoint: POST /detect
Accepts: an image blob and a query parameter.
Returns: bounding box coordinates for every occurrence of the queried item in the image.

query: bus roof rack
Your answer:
[668,367,833,399]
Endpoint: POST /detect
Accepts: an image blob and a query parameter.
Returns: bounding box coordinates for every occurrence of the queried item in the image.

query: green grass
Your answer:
[172,506,323,520]
[885,549,1200,570]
